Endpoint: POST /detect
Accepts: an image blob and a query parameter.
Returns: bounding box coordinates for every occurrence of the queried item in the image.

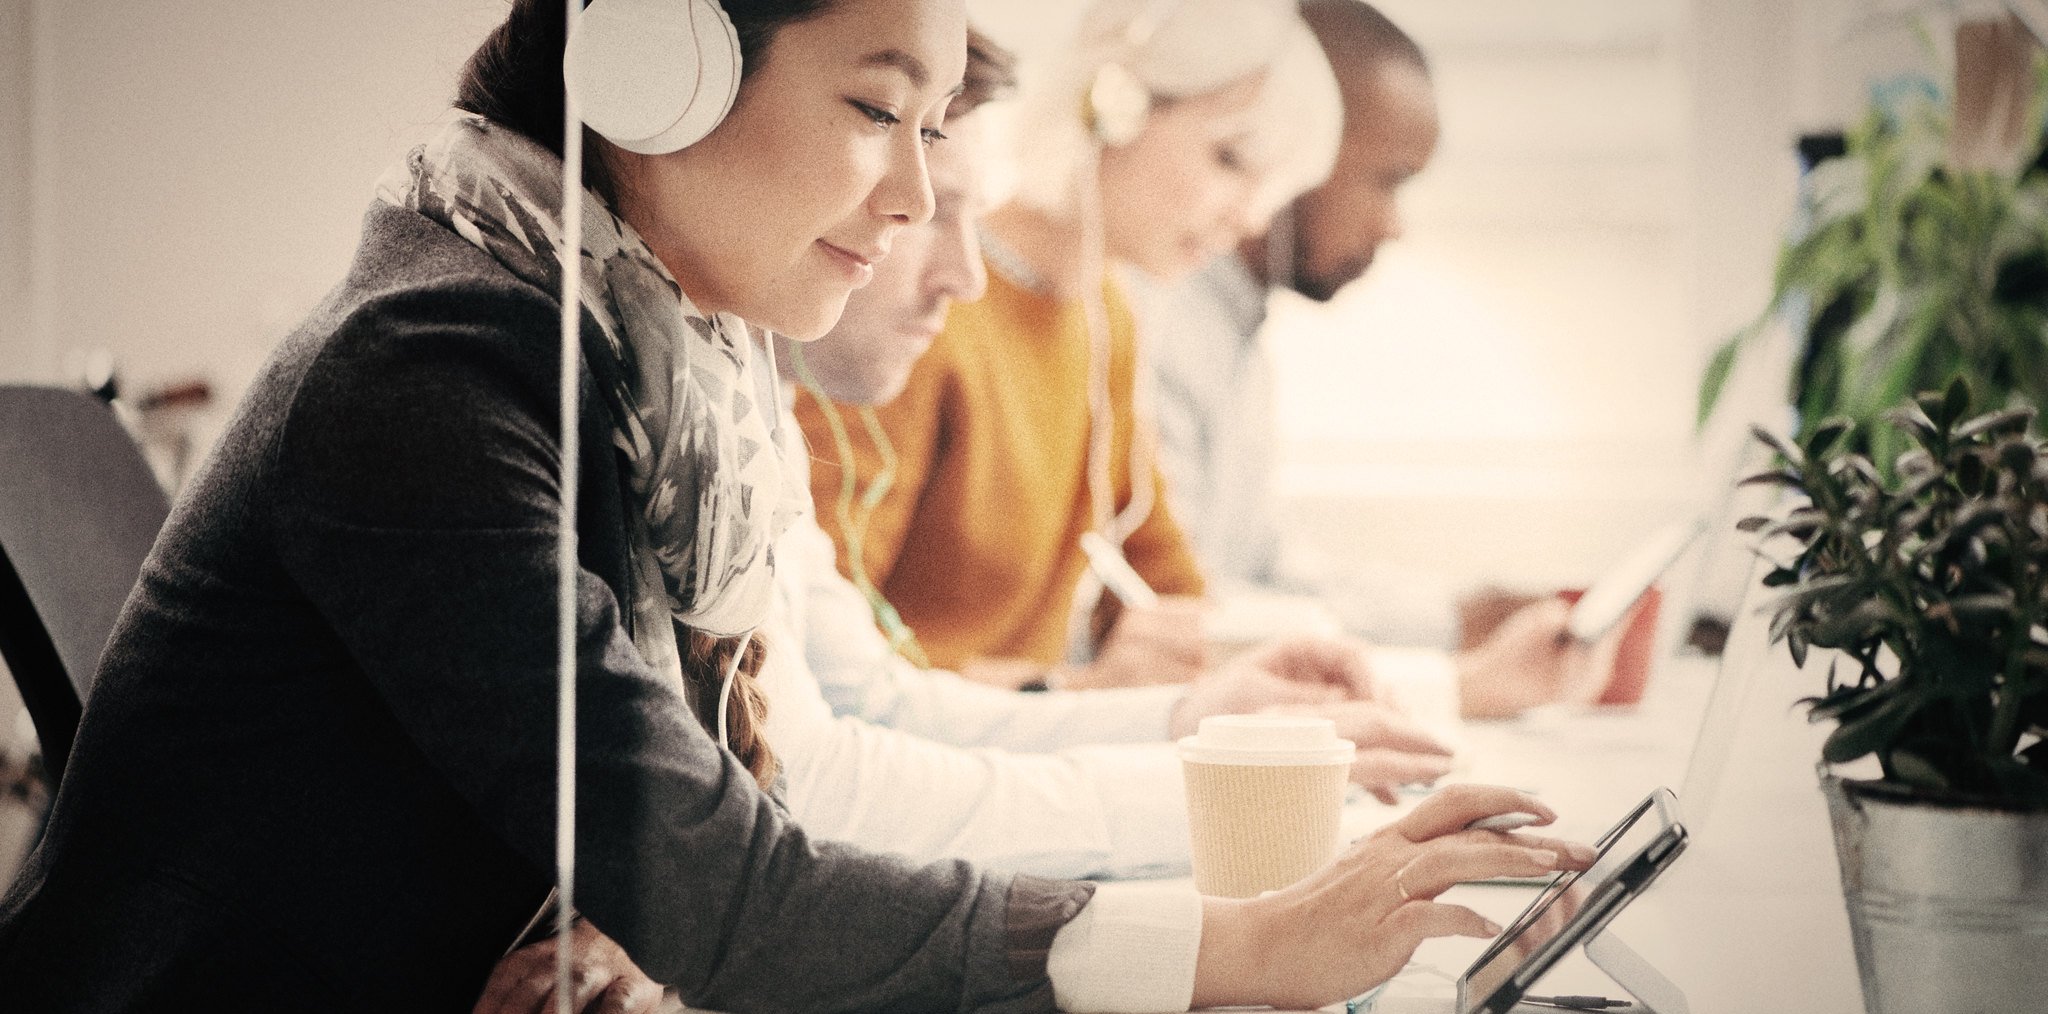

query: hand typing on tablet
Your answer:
[1188,785,1598,1011]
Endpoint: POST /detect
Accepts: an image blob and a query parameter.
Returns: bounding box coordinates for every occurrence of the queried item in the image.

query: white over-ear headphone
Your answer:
[564,0,743,155]
[1084,0,1184,146]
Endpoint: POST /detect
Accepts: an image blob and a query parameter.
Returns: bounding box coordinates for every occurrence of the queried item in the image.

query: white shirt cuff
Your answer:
[1046,881,1203,1013]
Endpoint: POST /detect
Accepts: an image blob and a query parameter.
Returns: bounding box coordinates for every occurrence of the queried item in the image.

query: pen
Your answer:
[1520,995,1630,1010]
[1079,531,1160,608]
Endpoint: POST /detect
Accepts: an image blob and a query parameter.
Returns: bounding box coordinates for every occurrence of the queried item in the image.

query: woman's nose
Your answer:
[872,140,938,227]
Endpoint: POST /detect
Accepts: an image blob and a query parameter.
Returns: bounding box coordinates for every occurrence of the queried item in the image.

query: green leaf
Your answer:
[1739,469,1807,491]
[1937,592,2019,628]
[1808,677,1906,721]
[1697,336,1743,431]
[1888,404,1942,451]
[1769,574,1863,609]
[1764,515,1825,542]
[1957,406,2039,441]
[1945,500,2011,546]
[1916,390,1951,429]
[1807,417,1855,458]
[1998,438,2039,478]
[1810,599,1903,647]
[1751,426,1804,467]
[1941,375,1973,427]
[1987,757,2048,806]
[1823,690,1926,764]
[1887,748,1954,792]
[1833,455,1883,488]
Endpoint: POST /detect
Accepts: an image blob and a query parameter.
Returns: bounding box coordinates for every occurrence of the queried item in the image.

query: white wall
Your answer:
[0,0,1995,592]
[1267,0,1711,591]
[16,0,506,435]
[1,0,30,380]
[1257,0,1978,596]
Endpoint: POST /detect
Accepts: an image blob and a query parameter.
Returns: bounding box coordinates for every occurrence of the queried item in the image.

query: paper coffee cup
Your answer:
[1179,715,1355,898]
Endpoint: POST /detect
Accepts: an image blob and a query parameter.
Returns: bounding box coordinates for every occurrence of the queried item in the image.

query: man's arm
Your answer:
[793,507,1187,751]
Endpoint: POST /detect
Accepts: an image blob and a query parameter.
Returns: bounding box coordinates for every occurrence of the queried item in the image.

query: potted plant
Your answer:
[1741,378,2047,1013]
[1698,23,2048,473]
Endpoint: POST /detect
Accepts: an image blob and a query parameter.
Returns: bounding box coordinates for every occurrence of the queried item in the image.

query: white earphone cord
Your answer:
[1063,95,1161,661]
[554,2,585,1010]
[715,628,754,749]
[715,327,773,750]
[785,344,931,668]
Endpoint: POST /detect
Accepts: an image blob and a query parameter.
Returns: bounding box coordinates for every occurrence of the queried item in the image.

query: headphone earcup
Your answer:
[565,0,742,155]
[1086,61,1150,147]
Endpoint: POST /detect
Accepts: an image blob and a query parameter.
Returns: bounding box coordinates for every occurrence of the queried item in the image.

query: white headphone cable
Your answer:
[553,1,586,1008]
[1064,76,1164,660]
[1063,142,1134,663]
[715,323,773,752]
[715,628,754,750]
[784,343,931,668]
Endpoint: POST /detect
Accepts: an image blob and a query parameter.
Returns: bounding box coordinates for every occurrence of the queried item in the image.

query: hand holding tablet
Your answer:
[1564,520,1705,644]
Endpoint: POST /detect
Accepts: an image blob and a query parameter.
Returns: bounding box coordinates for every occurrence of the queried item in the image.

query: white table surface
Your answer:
[663,645,1869,1014]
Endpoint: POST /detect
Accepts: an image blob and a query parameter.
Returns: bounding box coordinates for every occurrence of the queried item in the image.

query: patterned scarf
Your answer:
[376,116,802,685]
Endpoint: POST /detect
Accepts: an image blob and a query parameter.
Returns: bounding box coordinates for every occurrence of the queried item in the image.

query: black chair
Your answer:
[0,386,169,785]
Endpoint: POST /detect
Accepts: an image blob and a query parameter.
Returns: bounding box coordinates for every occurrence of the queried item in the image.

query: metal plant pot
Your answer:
[1819,772,2048,1013]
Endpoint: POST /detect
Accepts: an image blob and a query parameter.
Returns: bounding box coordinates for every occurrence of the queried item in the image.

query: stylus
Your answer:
[1466,812,1543,832]
[1519,994,1629,1010]
[1079,532,1161,608]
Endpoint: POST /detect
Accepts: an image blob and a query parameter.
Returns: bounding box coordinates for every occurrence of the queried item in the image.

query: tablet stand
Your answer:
[1581,930,1688,1014]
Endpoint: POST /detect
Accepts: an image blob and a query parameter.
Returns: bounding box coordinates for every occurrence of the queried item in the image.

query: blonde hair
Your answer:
[1006,0,1343,217]
[1240,18,1344,221]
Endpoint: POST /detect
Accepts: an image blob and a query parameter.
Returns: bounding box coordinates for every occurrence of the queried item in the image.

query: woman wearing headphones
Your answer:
[792,0,1347,692]
[0,1,1587,1011]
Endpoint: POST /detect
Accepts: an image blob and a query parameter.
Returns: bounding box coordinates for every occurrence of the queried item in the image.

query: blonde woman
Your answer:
[794,0,1347,691]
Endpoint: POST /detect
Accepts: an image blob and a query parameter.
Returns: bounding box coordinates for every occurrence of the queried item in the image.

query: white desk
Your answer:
[659,651,1868,1014]
[1349,652,1864,1013]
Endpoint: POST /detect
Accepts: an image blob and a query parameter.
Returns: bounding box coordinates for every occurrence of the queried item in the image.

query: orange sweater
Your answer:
[793,265,1207,670]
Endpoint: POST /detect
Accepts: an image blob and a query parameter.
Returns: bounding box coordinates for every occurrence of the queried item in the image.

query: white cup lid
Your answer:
[1178,714,1357,766]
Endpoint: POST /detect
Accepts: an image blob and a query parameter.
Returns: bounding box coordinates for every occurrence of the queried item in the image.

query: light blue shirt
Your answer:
[1138,254,1462,650]
[1142,255,1285,586]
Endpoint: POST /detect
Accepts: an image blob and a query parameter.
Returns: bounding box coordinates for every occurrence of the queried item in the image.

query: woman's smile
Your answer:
[818,238,883,287]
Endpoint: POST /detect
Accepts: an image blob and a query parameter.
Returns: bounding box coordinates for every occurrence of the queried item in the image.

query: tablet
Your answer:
[1566,520,1705,642]
[1456,788,1688,1014]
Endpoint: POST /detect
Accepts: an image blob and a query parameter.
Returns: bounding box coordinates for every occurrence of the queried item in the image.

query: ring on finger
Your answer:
[1395,862,1416,903]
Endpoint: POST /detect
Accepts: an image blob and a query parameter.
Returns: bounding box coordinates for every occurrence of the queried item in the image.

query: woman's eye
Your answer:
[850,100,900,129]
[921,127,949,147]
